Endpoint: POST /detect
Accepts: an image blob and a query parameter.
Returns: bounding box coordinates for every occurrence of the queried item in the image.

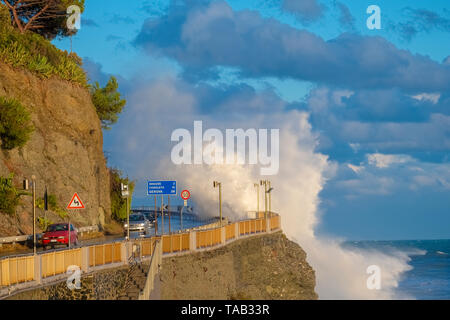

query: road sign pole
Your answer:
[68,216,71,249]
[180,190,190,231]
[161,196,164,235]
[154,195,158,236]
[168,195,171,234]
[180,206,184,231]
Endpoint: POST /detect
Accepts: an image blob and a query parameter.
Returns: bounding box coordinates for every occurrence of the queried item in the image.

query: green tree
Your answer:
[110,168,135,221]
[0,96,34,150]
[1,0,85,40]
[91,76,127,130]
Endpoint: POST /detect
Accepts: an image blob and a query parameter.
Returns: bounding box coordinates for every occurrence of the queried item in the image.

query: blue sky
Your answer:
[53,0,450,241]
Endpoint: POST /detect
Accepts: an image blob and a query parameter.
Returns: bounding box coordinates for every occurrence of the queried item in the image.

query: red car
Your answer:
[42,223,78,249]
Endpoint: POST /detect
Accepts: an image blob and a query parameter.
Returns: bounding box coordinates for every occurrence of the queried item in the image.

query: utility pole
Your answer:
[213,181,222,227]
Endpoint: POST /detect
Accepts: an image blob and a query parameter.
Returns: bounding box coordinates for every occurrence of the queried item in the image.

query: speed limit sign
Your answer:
[181,190,191,200]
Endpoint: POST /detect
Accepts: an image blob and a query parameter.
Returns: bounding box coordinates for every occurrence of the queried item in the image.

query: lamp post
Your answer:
[31,176,36,255]
[213,181,222,226]
[267,185,274,218]
[268,181,271,215]
[121,184,130,240]
[254,183,260,216]
[260,180,268,219]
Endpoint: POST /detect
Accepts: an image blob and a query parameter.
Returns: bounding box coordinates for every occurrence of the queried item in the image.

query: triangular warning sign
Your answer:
[67,193,85,209]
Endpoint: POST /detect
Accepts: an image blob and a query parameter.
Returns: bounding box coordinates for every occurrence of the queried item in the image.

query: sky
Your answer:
[53,0,450,241]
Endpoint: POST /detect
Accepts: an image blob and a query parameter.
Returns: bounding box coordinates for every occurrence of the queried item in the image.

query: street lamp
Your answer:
[253,183,260,216]
[213,181,222,226]
[267,185,274,218]
[25,176,37,255]
[260,180,268,219]
[121,183,130,240]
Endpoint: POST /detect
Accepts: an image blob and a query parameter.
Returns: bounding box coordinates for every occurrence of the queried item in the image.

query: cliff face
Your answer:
[0,62,111,236]
[161,232,318,300]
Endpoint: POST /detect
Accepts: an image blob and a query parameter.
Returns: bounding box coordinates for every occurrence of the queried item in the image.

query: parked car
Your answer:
[42,223,78,249]
[124,214,151,235]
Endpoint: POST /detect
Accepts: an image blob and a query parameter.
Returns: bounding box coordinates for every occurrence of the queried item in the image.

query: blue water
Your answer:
[347,239,450,300]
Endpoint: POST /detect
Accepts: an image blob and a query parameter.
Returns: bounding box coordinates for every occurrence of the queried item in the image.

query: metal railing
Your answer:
[0,225,99,246]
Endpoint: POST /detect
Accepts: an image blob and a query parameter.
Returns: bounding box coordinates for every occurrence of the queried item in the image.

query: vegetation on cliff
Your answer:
[91,76,127,130]
[0,96,34,150]
[0,4,87,85]
[109,168,135,221]
[0,2,128,230]
[0,174,20,215]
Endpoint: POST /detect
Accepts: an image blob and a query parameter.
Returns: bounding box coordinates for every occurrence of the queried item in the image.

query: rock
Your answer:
[0,61,111,233]
[160,232,318,300]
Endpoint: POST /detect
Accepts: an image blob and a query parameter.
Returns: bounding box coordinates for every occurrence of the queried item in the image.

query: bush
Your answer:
[110,168,135,221]
[38,216,53,231]
[0,17,87,86]
[36,194,67,219]
[0,96,34,150]
[0,174,20,215]
[91,77,127,130]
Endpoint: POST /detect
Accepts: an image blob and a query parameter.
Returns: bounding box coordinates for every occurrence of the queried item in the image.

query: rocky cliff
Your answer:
[0,61,111,236]
[161,232,318,300]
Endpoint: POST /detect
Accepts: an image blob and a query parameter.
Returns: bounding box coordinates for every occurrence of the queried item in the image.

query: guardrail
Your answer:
[1,213,282,298]
[0,225,99,246]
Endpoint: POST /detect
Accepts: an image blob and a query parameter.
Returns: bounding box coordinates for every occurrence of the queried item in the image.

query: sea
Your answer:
[347,239,450,300]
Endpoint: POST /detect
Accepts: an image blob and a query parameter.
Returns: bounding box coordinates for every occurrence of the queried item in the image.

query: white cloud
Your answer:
[367,153,414,168]
[411,93,441,104]
[348,163,364,174]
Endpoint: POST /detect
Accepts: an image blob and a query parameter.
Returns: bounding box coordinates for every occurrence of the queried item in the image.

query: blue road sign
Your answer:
[147,181,177,195]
